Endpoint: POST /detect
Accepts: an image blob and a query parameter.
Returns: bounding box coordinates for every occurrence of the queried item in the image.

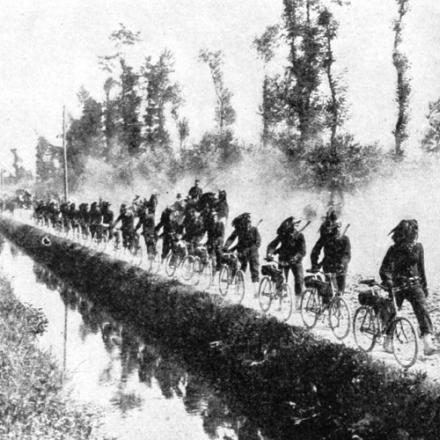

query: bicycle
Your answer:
[300,268,351,340]
[164,234,188,278]
[258,258,293,322]
[352,278,419,369]
[191,245,214,291]
[217,251,245,304]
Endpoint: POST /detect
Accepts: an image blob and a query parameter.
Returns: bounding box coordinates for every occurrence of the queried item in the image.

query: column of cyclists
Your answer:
[26,182,436,369]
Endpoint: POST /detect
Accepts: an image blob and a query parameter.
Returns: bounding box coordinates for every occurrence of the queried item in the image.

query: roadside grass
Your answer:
[0,276,111,440]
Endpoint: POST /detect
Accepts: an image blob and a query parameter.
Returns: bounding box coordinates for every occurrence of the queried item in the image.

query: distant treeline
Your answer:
[33,1,440,199]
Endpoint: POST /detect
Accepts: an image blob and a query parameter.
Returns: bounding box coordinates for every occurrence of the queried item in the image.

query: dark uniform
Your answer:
[188,182,203,201]
[79,203,90,237]
[60,201,70,231]
[155,207,183,260]
[136,209,157,255]
[310,223,351,294]
[206,213,225,270]
[101,202,114,239]
[67,203,80,232]
[183,211,205,254]
[224,214,261,283]
[113,206,135,249]
[267,217,306,297]
[89,202,103,239]
[379,220,432,337]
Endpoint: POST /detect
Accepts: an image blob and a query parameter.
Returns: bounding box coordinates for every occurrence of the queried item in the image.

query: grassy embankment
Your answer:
[2,217,440,440]
[0,274,108,440]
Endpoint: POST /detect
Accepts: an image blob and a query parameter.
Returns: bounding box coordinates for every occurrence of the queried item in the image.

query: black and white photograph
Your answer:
[1,1,440,439]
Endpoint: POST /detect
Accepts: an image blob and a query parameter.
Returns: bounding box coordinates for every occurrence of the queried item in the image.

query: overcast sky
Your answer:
[1,0,440,171]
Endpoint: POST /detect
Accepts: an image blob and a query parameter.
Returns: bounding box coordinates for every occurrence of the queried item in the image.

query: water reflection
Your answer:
[31,262,267,440]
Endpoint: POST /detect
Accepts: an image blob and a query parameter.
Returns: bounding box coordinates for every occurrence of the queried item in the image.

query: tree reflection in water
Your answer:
[32,263,267,440]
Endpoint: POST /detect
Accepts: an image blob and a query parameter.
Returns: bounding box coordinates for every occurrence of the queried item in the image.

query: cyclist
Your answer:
[112,204,136,250]
[89,201,103,239]
[224,212,261,297]
[78,203,90,237]
[101,201,114,242]
[267,216,306,309]
[379,219,435,355]
[136,205,157,255]
[310,219,351,302]
[188,179,203,201]
[206,210,225,271]
[183,208,206,255]
[67,202,80,234]
[155,206,183,261]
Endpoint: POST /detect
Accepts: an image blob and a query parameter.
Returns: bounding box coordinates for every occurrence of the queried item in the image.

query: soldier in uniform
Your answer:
[155,206,183,261]
[101,201,114,241]
[206,210,225,271]
[224,212,261,296]
[267,216,306,308]
[136,205,157,255]
[379,219,435,355]
[188,179,203,201]
[89,201,103,239]
[79,203,90,238]
[310,219,351,296]
[183,207,206,254]
[112,204,136,250]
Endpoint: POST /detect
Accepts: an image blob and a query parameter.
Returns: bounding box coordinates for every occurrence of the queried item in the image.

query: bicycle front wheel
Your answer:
[165,252,178,277]
[191,256,202,286]
[258,276,272,313]
[300,288,320,329]
[181,256,195,281]
[218,265,230,297]
[233,270,245,304]
[328,296,351,340]
[199,260,214,291]
[392,317,419,369]
[277,283,293,322]
[353,306,377,352]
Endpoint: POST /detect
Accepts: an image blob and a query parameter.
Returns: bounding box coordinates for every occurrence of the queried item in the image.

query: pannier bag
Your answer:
[358,290,378,307]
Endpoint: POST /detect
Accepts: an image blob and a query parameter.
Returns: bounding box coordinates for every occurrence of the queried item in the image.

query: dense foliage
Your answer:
[0,275,105,439]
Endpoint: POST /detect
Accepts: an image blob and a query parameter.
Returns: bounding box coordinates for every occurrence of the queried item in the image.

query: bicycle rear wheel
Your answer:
[218,265,230,297]
[258,276,272,313]
[300,288,320,329]
[353,306,377,352]
[328,296,351,340]
[392,317,419,369]
[232,270,245,304]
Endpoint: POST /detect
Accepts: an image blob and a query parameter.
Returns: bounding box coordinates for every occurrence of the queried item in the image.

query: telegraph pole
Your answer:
[62,106,68,201]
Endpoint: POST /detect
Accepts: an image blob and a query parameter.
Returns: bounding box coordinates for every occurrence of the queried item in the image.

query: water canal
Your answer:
[0,237,268,440]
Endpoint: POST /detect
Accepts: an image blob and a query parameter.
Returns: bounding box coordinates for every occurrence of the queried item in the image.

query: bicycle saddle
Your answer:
[359,278,376,286]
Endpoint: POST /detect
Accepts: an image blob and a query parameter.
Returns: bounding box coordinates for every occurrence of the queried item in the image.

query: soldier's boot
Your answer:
[383,335,393,353]
[423,334,435,356]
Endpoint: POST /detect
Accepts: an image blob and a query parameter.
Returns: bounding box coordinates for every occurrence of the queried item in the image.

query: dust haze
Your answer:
[72,152,440,288]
